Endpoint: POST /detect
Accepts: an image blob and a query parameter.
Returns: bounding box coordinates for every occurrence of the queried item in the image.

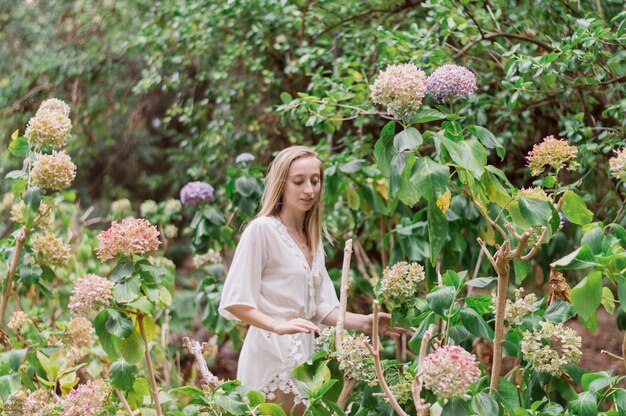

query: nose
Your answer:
[303,181,314,195]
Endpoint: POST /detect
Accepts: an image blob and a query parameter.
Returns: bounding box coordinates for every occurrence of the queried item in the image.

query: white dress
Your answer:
[218,215,340,401]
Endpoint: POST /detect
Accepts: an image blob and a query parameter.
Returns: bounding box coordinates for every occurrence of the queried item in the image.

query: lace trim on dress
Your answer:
[258,334,307,403]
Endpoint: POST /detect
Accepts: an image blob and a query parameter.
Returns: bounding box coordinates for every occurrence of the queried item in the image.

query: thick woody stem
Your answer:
[489,262,509,391]
[364,300,409,416]
[183,337,220,390]
[337,378,356,409]
[336,239,353,352]
[138,314,163,416]
[0,229,27,325]
[412,324,435,414]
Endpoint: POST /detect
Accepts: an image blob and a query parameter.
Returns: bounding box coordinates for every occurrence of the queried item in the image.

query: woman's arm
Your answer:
[225,305,321,335]
[321,307,405,335]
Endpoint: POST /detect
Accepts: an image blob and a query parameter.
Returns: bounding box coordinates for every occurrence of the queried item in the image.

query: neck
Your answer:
[278,209,306,232]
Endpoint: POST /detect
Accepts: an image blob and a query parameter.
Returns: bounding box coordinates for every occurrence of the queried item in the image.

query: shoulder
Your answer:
[241,215,279,237]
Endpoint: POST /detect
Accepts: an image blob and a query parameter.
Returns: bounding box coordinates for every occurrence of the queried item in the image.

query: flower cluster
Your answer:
[609,148,626,182]
[518,187,550,201]
[164,198,182,213]
[164,224,179,239]
[140,200,158,217]
[390,380,414,405]
[37,98,71,117]
[95,218,160,261]
[64,317,94,349]
[110,198,132,218]
[25,109,72,149]
[193,249,223,268]
[505,288,538,325]
[314,326,337,353]
[21,388,54,416]
[422,345,481,399]
[334,333,376,385]
[521,321,582,376]
[370,63,427,119]
[235,152,255,164]
[425,64,477,103]
[68,274,114,315]
[7,310,32,331]
[59,380,110,416]
[10,200,51,227]
[180,181,215,205]
[380,261,425,306]
[31,231,71,266]
[31,151,77,190]
[527,136,580,176]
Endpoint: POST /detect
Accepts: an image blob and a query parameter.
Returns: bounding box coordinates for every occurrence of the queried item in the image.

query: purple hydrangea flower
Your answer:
[235,152,255,164]
[180,181,215,205]
[425,64,477,103]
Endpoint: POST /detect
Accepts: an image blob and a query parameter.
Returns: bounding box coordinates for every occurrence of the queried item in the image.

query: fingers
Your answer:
[287,319,320,334]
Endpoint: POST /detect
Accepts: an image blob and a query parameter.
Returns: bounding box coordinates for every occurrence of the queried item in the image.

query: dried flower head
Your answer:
[164,198,182,213]
[334,333,376,385]
[527,136,580,176]
[314,326,337,353]
[609,148,626,182]
[140,200,158,217]
[422,345,481,399]
[68,274,114,315]
[64,317,94,349]
[164,224,179,239]
[110,198,132,218]
[37,98,71,117]
[95,218,160,261]
[193,249,223,268]
[505,288,538,326]
[547,270,571,305]
[370,63,427,119]
[10,200,52,227]
[31,231,71,266]
[521,321,582,376]
[235,152,255,164]
[380,261,425,307]
[425,64,478,103]
[22,389,54,416]
[59,379,110,416]
[25,110,72,149]
[7,311,32,331]
[31,151,77,190]
[518,187,550,201]
[180,181,215,205]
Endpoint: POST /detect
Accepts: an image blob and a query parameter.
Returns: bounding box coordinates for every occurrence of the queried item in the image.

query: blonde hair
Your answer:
[257,146,325,254]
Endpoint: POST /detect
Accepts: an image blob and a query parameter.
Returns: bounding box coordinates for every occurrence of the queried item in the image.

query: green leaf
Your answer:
[409,157,449,202]
[110,262,135,283]
[561,191,593,225]
[408,108,446,124]
[389,152,407,197]
[215,394,248,415]
[471,392,499,416]
[569,391,597,416]
[257,403,287,416]
[113,275,141,303]
[437,135,487,179]
[466,277,497,288]
[428,201,448,265]
[110,360,137,391]
[570,270,603,322]
[482,172,512,206]
[280,92,292,104]
[497,377,520,411]
[105,310,134,339]
[397,155,421,206]
[5,170,28,180]
[544,299,575,323]
[442,397,470,416]
[468,125,505,159]
[426,286,455,316]
[518,197,553,227]
[120,329,145,364]
[9,137,29,157]
[614,389,626,411]
[235,175,260,197]
[374,121,397,176]
[601,287,615,314]
[513,259,530,284]
[0,374,21,401]
[94,310,119,357]
[23,187,41,211]
[551,246,596,270]
[460,307,494,340]
[394,127,423,151]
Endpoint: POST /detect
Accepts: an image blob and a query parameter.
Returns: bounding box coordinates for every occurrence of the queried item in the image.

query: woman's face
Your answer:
[282,156,322,214]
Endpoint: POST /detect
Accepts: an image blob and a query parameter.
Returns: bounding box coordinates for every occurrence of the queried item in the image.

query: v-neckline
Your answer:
[271,216,314,270]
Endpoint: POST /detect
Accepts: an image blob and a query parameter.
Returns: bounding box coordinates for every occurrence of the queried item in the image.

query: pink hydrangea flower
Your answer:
[425,64,477,103]
[526,135,579,176]
[370,63,427,119]
[68,274,114,315]
[59,379,110,416]
[95,218,160,261]
[421,345,481,399]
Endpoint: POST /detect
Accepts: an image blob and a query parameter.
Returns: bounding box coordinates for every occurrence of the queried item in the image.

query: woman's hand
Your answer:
[272,318,320,335]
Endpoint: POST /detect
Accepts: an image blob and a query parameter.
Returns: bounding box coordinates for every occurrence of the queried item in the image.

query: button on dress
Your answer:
[218,216,340,401]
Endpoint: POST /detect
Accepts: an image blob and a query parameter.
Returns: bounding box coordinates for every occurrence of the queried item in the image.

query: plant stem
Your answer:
[138,313,163,416]
[337,378,356,409]
[490,264,509,391]
[0,229,27,325]
[336,239,353,352]
[622,332,626,374]
[115,388,134,415]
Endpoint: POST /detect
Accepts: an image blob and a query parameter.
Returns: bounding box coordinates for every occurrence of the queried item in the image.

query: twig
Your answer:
[115,388,135,415]
[183,337,220,390]
[364,300,409,416]
[600,349,623,362]
[453,31,553,59]
[138,314,163,416]
[412,324,435,415]
[0,229,27,325]
[336,239,353,352]
[476,238,497,269]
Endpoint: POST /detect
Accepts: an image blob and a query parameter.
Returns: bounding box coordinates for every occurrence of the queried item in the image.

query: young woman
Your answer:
[219,146,392,414]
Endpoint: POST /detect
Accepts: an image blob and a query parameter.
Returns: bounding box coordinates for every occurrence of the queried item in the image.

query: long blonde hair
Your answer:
[257,146,325,254]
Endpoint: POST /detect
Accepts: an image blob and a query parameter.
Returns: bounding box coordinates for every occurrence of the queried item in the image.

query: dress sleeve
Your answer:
[218,220,267,321]
[313,249,340,324]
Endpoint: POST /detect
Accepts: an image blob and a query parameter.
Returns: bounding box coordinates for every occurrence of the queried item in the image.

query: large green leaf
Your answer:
[437,135,487,179]
[460,307,494,340]
[426,286,455,316]
[561,190,593,225]
[105,310,134,339]
[394,127,423,151]
[110,360,138,391]
[570,270,602,322]
[373,121,397,176]
[471,392,499,416]
[397,155,421,206]
[113,275,141,303]
[569,391,598,416]
[389,152,407,197]
[544,299,575,323]
[408,108,446,124]
[110,262,135,283]
[257,403,287,416]
[94,310,120,357]
[0,374,21,401]
[120,329,145,364]
[468,125,505,159]
[8,137,29,157]
[442,397,470,416]
[551,246,596,270]
[235,175,260,197]
[409,157,449,202]
[428,201,448,265]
